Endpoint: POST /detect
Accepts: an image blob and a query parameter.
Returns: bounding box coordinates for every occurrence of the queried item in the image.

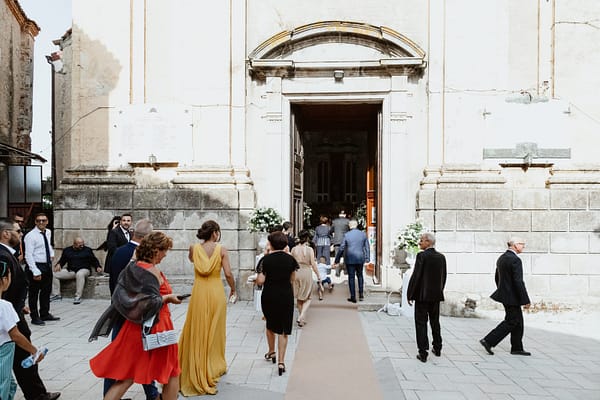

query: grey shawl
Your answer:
[88,260,162,342]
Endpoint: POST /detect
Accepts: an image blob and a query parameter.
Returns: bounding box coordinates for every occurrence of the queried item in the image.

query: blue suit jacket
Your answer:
[334,228,369,265]
[108,241,137,294]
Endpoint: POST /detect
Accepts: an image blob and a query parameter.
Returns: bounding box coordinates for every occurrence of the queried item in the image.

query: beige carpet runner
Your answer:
[284,284,383,400]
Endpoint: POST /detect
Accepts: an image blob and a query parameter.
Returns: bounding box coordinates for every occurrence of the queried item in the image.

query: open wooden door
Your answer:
[291,111,304,235]
[365,109,382,283]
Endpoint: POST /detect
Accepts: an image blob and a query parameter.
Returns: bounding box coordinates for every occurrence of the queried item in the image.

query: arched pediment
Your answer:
[248,21,426,79]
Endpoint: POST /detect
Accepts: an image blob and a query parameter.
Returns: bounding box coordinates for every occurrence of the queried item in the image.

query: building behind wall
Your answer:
[51,1,600,307]
[0,0,45,221]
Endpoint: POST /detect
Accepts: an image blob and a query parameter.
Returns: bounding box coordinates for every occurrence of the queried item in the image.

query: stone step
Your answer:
[358,288,402,312]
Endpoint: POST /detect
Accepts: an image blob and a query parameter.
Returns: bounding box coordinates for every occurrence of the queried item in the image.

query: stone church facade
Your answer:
[51,1,600,307]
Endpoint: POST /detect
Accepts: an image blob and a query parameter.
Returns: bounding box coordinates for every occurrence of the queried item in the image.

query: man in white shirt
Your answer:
[24,213,60,326]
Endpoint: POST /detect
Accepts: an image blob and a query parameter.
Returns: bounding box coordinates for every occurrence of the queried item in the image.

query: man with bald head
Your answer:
[480,236,531,356]
[51,238,102,304]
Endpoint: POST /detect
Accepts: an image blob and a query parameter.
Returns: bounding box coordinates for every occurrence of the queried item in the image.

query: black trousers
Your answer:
[414,301,442,354]
[12,315,47,399]
[27,263,53,319]
[483,304,524,351]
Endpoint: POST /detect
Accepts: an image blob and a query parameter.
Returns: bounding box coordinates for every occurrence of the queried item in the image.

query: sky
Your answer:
[19,0,72,178]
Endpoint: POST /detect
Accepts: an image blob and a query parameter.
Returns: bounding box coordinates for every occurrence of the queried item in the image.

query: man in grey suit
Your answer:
[480,237,531,356]
[331,210,350,277]
[333,219,369,303]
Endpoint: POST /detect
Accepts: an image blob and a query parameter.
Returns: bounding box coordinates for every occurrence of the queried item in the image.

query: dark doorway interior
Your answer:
[292,103,380,228]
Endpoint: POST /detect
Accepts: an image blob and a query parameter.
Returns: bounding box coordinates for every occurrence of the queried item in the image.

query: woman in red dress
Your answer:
[90,232,182,400]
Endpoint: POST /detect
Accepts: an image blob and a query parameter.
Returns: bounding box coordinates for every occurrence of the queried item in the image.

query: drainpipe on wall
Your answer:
[45,54,57,192]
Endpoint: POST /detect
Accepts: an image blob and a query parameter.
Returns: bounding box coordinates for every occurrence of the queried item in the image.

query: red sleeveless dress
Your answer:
[90,261,181,384]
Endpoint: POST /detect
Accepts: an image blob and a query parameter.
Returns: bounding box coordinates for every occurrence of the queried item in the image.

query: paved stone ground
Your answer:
[15,294,600,400]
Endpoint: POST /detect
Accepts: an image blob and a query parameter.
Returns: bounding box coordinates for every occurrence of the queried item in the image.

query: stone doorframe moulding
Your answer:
[248,20,427,79]
[247,21,429,290]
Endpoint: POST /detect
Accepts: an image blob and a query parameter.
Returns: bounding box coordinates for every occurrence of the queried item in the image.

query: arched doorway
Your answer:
[249,21,426,283]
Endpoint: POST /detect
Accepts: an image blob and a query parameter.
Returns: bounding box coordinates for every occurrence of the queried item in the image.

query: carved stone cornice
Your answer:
[5,0,40,36]
[59,166,135,186]
[248,21,426,80]
[421,164,506,188]
[547,164,600,188]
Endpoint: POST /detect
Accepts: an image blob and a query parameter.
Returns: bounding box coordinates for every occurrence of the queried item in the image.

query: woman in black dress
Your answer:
[256,231,298,376]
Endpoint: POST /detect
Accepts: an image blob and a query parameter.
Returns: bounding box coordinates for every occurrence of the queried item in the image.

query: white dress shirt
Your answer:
[121,227,130,242]
[24,226,54,276]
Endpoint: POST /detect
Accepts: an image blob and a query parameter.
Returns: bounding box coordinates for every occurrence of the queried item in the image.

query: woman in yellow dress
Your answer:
[178,220,236,396]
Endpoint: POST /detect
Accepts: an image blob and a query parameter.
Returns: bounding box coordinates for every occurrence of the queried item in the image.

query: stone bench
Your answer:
[58,274,111,299]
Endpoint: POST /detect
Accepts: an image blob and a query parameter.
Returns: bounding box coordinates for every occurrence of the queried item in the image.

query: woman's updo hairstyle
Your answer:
[196,220,221,241]
[136,231,173,262]
[297,229,312,244]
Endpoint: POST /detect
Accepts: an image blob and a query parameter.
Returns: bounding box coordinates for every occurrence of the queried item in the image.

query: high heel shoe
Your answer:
[278,362,286,376]
[264,351,276,363]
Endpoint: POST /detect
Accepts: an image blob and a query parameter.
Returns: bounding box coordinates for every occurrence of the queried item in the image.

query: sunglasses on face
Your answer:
[36,219,48,223]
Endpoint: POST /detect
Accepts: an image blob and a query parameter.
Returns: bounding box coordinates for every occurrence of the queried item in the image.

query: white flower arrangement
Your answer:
[247,207,283,233]
[396,220,424,254]
[303,202,312,228]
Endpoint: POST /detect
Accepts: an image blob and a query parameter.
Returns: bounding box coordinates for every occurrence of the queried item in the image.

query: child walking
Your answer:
[0,262,45,400]
[316,256,333,300]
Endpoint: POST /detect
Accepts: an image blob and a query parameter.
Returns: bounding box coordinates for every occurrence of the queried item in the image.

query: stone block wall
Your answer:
[418,165,600,309]
[0,1,39,157]
[54,167,259,300]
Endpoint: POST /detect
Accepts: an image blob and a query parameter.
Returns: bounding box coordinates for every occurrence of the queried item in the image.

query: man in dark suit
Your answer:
[108,218,151,295]
[407,232,447,363]
[0,220,61,400]
[480,237,531,356]
[104,213,132,277]
[331,210,350,277]
[103,218,159,400]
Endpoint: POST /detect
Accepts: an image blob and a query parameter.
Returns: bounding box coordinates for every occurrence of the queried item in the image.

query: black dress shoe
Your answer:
[36,392,61,400]
[359,296,364,301]
[510,350,531,356]
[347,298,357,303]
[432,348,441,357]
[479,339,494,355]
[31,318,45,326]
[41,314,60,321]
[416,353,427,363]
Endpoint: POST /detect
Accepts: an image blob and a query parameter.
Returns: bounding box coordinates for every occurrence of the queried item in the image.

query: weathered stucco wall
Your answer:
[52,1,600,304]
[0,0,38,155]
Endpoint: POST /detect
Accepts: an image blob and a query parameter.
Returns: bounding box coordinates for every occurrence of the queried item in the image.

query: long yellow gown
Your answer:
[178,243,227,396]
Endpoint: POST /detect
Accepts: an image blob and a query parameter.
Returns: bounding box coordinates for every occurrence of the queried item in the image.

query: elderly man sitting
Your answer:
[51,237,102,304]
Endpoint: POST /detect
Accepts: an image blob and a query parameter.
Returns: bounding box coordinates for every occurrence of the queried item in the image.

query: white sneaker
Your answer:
[73,296,81,305]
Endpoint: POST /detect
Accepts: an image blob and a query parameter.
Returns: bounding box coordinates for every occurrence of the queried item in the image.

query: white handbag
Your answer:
[254,288,263,313]
[141,315,178,351]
